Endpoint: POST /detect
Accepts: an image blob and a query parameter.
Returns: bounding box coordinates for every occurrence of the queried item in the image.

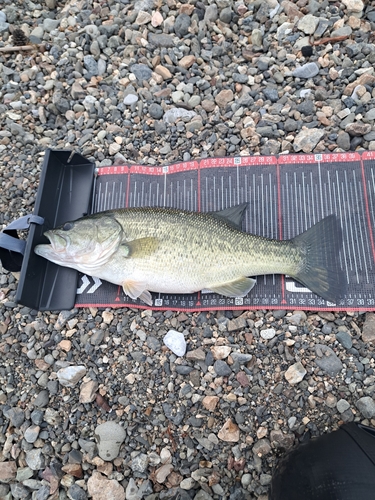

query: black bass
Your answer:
[34,205,345,306]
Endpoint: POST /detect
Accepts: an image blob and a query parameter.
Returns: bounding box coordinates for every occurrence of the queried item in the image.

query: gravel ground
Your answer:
[2,0,375,498]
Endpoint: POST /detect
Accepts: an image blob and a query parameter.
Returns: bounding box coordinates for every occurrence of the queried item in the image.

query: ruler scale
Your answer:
[75,152,375,311]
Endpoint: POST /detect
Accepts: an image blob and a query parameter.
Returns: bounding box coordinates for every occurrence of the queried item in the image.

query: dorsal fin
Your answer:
[210,203,248,230]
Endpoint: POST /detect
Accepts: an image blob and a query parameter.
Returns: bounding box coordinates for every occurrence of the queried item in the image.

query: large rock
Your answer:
[284,362,307,385]
[314,344,343,376]
[356,397,375,418]
[342,0,364,12]
[0,462,17,483]
[95,421,126,461]
[218,419,240,442]
[87,471,125,500]
[293,128,325,153]
[362,313,375,342]
[57,366,87,387]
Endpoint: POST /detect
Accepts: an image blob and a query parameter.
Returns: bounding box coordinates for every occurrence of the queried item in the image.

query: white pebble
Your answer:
[163,330,186,357]
[260,328,276,340]
[57,365,87,387]
[123,94,138,105]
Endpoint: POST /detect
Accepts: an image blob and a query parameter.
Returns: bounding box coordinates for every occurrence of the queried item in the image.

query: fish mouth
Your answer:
[44,230,69,252]
[34,231,69,260]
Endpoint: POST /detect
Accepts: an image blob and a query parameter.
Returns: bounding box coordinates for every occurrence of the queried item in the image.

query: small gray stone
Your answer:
[314,344,343,376]
[298,14,319,35]
[336,331,352,349]
[230,352,252,364]
[233,73,248,84]
[148,33,175,47]
[337,131,351,151]
[356,397,375,419]
[43,18,60,32]
[322,323,332,335]
[263,88,279,102]
[253,438,272,456]
[10,483,29,499]
[44,408,62,426]
[194,490,214,500]
[149,103,163,119]
[25,449,45,471]
[3,407,25,427]
[365,109,375,121]
[130,63,153,82]
[34,484,50,500]
[315,18,330,37]
[125,478,139,500]
[83,55,99,75]
[163,107,196,124]
[288,312,307,325]
[175,365,193,375]
[174,13,191,36]
[284,118,298,132]
[16,468,33,482]
[204,4,218,23]
[33,390,49,408]
[257,57,270,71]
[146,335,161,351]
[227,316,247,332]
[252,28,263,47]
[131,453,149,473]
[24,425,40,444]
[331,26,352,37]
[30,26,44,40]
[293,62,319,79]
[297,100,315,116]
[68,484,87,500]
[337,399,350,413]
[98,59,106,75]
[213,360,232,377]
[220,7,233,23]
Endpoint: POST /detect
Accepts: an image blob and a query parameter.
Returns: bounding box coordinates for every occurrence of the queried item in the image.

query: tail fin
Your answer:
[291,215,346,304]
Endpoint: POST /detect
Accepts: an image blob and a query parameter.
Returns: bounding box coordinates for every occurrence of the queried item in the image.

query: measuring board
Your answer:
[75,152,375,312]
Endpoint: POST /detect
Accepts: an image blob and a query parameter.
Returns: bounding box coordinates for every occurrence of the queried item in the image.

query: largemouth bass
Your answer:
[34,205,345,306]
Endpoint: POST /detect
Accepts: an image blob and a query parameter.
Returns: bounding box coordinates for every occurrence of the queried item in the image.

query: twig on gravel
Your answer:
[310,35,350,46]
[0,44,46,53]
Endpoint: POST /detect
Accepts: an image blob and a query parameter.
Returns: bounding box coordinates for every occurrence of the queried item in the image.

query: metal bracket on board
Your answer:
[0,149,96,311]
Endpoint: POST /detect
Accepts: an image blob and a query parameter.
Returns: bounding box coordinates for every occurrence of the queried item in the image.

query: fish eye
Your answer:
[62,222,73,231]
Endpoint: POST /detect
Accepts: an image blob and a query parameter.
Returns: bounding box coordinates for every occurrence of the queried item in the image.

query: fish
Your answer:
[34,205,346,306]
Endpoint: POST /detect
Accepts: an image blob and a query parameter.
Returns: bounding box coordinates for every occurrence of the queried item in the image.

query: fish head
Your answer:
[34,214,123,272]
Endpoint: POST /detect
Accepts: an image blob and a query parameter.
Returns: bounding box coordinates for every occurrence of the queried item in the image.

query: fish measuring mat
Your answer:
[74,152,375,312]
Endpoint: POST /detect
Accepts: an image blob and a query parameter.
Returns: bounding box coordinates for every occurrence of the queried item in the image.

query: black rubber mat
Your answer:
[75,152,375,311]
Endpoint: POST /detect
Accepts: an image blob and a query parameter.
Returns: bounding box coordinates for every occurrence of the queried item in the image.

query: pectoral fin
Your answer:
[122,237,159,258]
[122,280,153,306]
[209,277,256,297]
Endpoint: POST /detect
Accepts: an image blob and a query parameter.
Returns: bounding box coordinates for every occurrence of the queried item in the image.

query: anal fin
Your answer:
[209,277,256,298]
[122,280,153,306]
